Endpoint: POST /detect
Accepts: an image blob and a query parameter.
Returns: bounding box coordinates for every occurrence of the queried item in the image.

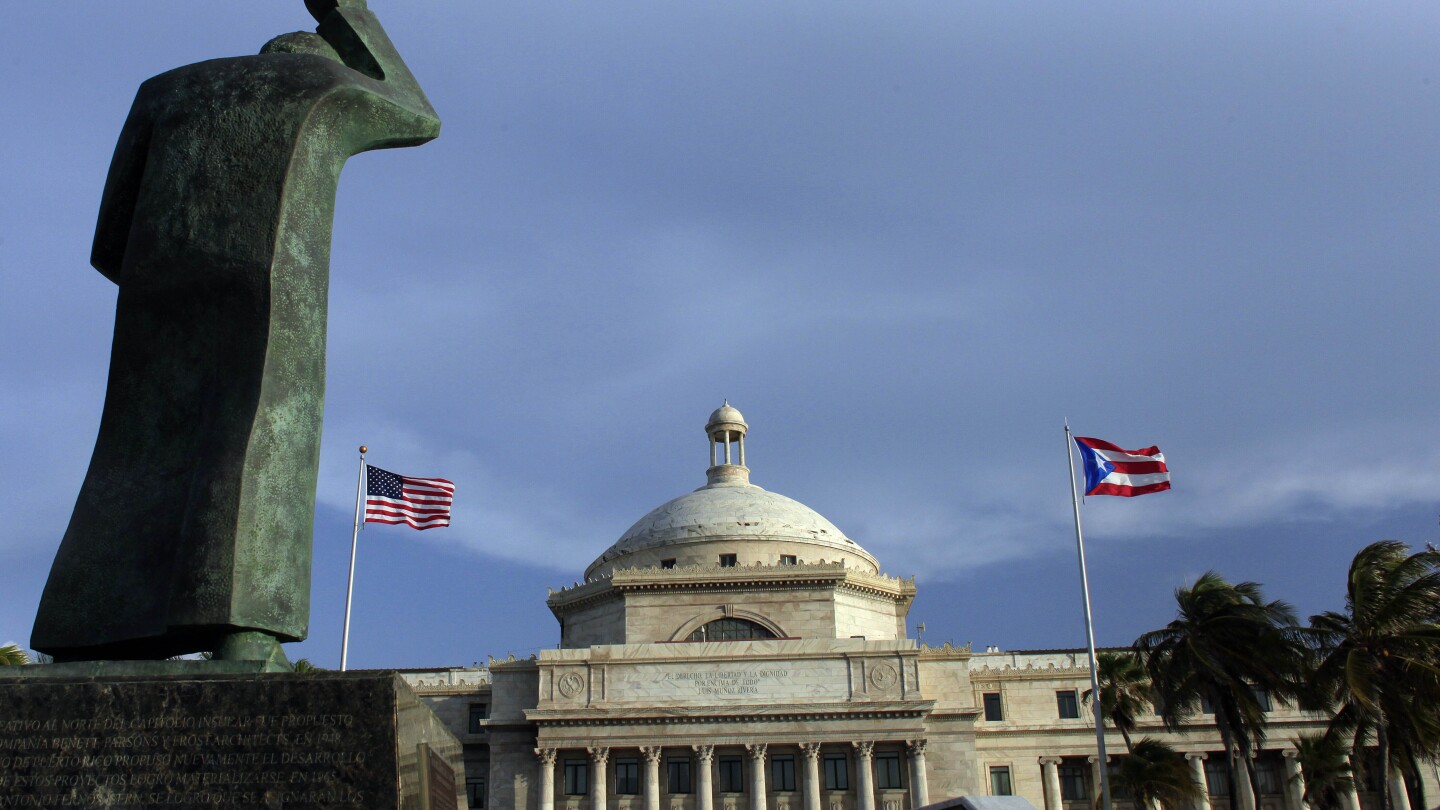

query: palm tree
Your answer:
[291,658,324,673]
[1110,738,1205,810]
[0,644,29,666]
[1084,650,1152,753]
[1135,572,1306,810]
[1308,541,1440,810]
[1291,733,1355,810]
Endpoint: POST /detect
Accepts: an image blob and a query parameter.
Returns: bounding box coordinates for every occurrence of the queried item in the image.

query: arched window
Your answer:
[687,618,778,642]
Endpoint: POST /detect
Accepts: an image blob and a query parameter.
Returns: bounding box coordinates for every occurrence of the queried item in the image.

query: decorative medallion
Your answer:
[558,672,586,698]
[870,662,899,690]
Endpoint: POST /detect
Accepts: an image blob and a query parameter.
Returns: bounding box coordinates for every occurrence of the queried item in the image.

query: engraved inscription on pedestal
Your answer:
[0,671,461,809]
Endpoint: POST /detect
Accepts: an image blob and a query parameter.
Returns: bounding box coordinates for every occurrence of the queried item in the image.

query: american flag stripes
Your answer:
[364,465,455,529]
[1072,437,1171,497]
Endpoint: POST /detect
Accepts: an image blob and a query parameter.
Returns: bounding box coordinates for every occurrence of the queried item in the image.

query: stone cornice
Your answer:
[918,642,972,659]
[526,699,936,727]
[547,562,916,613]
[971,663,1092,680]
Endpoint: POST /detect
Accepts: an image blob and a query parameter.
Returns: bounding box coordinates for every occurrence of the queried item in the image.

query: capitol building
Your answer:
[400,405,1435,810]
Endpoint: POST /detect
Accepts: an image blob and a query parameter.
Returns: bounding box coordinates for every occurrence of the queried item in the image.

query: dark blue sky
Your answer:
[3,2,1437,668]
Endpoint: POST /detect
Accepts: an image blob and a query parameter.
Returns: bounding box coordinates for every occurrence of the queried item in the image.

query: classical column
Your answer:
[1039,757,1063,810]
[590,747,611,810]
[1185,753,1212,810]
[1088,755,1107,808]
[906,740,929,809]
[537,749,558,810]
[1281,750,1305,810]
[1339,757,1362,810]
[854,742,876,810]
[748,744,769,810]
[1234,754,1257,810]
[1388,774,1413,810]
[695,745,716,810]
[643,747,664,810]
[800,744,823,810]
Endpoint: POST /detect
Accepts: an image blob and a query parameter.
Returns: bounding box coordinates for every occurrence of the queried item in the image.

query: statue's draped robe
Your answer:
[33,13,439,659]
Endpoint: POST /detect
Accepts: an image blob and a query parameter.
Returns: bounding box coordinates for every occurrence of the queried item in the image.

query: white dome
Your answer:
[584,479,878,579]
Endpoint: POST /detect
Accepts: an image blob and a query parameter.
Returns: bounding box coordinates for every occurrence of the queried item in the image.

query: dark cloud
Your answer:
[3,2,1437,667]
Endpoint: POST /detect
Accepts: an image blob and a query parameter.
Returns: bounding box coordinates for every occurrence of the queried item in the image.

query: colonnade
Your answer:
[534,740,929,810]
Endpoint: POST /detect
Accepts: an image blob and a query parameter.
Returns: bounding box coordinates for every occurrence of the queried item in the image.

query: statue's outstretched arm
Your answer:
[91,93,153,284]
[313,3,440,129]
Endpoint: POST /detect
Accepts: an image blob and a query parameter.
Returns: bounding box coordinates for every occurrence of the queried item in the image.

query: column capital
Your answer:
[853,741,875,758]
[589,746,611,765]
[1281,749,1300,760]
[1186,752,1209,762]
[693,744,715,763]
[1087,755,1111,765]
[746,743,768,761]
[536,748,558,765]
[642,746,664,764]
[1039,756,1063,766]
[906,739,927,756]
[800,742,822,761]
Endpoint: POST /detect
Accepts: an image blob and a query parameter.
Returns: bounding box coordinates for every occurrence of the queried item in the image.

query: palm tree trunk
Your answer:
[1213,701,1241,810]
[1376,724,1391,810]
[1121,726,1135,754]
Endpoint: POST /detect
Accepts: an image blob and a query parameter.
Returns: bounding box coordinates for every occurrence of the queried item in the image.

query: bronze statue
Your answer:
[33,0,440,669]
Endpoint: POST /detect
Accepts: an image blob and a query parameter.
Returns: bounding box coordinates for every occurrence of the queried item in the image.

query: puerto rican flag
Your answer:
[1073,437,1171,497]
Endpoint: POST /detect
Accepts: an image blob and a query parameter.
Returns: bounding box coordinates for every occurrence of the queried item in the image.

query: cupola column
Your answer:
[705,402,751,486]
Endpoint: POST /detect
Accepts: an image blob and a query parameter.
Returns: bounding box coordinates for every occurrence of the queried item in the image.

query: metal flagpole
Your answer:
[340,445,368,672]
[1066,422,1112,810]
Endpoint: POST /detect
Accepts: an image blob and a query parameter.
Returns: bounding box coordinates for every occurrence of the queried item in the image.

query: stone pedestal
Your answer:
[0,667,462,809]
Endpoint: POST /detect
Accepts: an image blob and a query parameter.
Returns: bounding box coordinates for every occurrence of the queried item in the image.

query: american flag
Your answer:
[364,465,455,530]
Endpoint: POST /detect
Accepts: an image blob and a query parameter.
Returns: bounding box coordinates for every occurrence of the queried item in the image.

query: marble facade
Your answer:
[398,406,1439,810]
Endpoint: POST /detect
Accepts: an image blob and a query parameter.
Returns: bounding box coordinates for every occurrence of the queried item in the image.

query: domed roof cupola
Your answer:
[583,404,880,579]
[705,401,749,486]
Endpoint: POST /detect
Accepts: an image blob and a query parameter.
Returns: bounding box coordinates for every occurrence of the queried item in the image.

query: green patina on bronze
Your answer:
[32,0,439,668]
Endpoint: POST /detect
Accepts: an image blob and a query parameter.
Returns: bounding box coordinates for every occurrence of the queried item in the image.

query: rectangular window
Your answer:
[661,558,677,569]
[983,692,1003,721]
[1200,693,1215,713]
[1107,762,1131,799]
[668,758,692,794]
[564,760,589,796]
[1256,755,1284,795]
[824,754,849,790]
[1204,759,1231,797]
[1251,685,1273,712]
[1058,764,1088,801]
[468,777,487,809]
[719,756,744,793]
[989,767,1012,796]
[874,752,903,789]
[1057,690,1080,719]
[779,555,797,565]
[615,759,639,795]
[771,756,796,791]
[468,703,489,734]
[719,554,738,567]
